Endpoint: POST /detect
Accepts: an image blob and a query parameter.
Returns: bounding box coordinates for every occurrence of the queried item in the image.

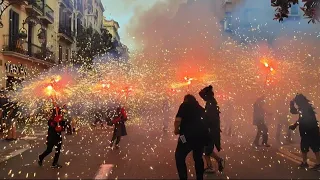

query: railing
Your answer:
[76,0,84,14]
[59,25,74,40]
[63,0,73,10]
[30,44,55,63]
[2,35,28,55]
[27,0,44,12]
[2,35,55,63]
[44,4,54,22]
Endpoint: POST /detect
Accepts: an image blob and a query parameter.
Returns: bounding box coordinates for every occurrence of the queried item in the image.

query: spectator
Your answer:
[252,96,271,147]
[4,97,19,141]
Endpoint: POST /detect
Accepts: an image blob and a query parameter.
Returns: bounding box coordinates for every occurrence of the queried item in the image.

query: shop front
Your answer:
[0,54,52,91]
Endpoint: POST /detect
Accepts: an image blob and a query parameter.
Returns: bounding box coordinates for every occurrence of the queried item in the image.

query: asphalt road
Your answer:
[0,122,319,179]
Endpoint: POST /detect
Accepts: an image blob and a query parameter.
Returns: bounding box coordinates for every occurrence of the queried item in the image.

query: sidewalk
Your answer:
[0,124,47,164]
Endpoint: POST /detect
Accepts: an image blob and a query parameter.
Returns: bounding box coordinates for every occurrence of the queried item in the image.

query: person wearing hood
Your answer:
[109,106,128,149]
[38,101,65,169]
[199,85,224,173]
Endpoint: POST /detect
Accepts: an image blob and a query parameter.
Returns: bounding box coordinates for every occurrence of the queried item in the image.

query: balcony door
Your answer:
[8,10,20,51]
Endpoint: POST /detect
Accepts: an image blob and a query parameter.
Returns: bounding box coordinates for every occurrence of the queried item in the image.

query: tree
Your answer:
[271,0,320,23]
[74,27,113,65]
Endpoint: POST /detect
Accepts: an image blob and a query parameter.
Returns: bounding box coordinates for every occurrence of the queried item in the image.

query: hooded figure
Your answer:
[199,85,221,151]
[199,85,224,173]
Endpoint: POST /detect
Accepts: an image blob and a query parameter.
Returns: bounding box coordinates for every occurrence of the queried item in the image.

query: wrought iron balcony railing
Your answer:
[44,4,54,23]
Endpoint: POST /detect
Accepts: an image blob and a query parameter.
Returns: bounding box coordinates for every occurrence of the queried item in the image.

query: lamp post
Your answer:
[0,0,26,28]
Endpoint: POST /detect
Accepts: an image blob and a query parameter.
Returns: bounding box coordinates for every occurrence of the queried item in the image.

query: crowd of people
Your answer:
[1,83,319,176]
[173,85,320,180]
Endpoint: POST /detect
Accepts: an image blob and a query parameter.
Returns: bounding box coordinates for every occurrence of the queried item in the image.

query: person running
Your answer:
[199,85,224,173]
[109,106,128,149]
[38,102,65,168]
[252,96,271,147]
[175,94,208,180]
[4,97,19,141]
[289,94,320,170]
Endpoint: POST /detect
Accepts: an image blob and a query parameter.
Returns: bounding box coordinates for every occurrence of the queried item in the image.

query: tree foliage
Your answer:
[74,27,113,65]
[271,0,320,23]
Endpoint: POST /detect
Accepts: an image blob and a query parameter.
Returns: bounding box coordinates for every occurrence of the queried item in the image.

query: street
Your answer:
[0,122,319,179]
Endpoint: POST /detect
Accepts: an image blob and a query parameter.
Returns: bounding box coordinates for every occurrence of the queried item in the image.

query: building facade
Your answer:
[0,0,58,90]
[102,18,120,42]
[219,0,306,44]
[83,0,104,33]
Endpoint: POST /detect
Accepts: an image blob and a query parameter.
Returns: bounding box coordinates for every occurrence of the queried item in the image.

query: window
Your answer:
[66,48,69,61]
[59,45,62,64]
[9,10,20,51]
[290,4,299,16]
[224,12,232,32]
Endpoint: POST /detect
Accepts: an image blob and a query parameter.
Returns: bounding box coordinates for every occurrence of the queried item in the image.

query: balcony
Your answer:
[58,25,74,43]
[25,0,44,16]
[60,0,74,12]
[40,4,54,24]
[1,35,55,66]
[30,44,55,63]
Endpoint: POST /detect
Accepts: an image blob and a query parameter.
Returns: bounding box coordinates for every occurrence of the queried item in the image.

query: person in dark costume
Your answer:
[38,103,65,168]
[174,94,207,180]
[252,96,271,147]
[289,94,320,170]
[199,85,224,173]
[109,106,128,149]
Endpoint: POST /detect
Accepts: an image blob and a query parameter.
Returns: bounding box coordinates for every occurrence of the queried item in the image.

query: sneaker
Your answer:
[310,164,320,171]
[218,158,225,172]
[204,167,216,174]
[38,156,43,167]
[299,162,309,169]
[51,164,62,169]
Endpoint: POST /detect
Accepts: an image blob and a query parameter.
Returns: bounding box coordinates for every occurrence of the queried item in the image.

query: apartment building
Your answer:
[83,0,105,33]
[0,0,57,90]
[102,18,120,42]
[58,0,74,64]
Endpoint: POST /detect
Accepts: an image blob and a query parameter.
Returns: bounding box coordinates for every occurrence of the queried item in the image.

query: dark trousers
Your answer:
[110,135,121,145]
[253,123,268,145]
[39,140,62,165]
[175,140,204,180]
